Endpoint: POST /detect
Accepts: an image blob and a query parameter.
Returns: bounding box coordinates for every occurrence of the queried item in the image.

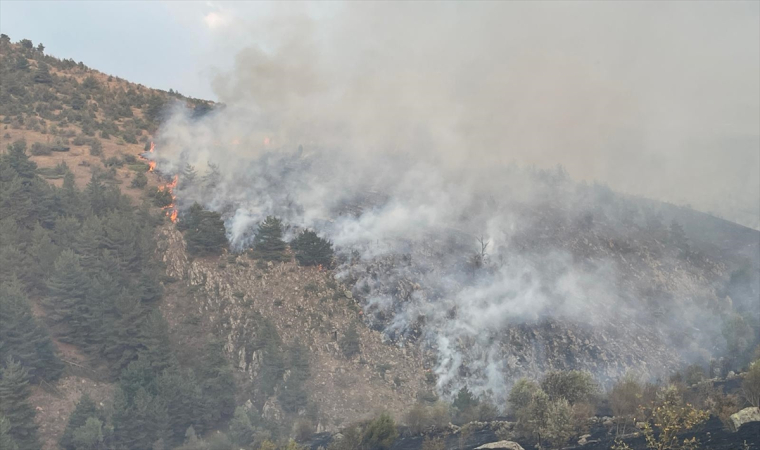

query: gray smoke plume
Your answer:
[152,2,759,403]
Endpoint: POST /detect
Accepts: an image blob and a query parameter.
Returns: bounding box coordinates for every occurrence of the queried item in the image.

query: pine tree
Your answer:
[45,249,97,347]
[112,387,169,450]
[202,163,220,190]
[102,293,148,375]
[85,175,108,216]
[291,230,334,267]
[28,225,60,293]
[71,417,104,450]
[198,339,236,426]
[253,216,288,262]
[0,414,19,450]
[0,359,40,450]
[182,204,227,256]
[279,344,310,413]
[155,368,205,444]
[0,281,63,382]
[180,164,197,190]
[60,393,103,450]
[75,216,104,272]
[137,310,176,374]
[228,406,255,447]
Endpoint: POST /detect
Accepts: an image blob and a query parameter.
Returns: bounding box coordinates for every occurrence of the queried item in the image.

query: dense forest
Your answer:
[1,34,760,450]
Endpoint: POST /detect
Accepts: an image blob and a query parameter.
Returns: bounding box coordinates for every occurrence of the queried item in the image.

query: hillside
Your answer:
[1,34,759,450]
[0,36,210,194]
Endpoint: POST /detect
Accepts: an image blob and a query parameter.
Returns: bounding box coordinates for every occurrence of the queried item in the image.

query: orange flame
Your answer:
[159,175,179,223]
[137,142,180,224]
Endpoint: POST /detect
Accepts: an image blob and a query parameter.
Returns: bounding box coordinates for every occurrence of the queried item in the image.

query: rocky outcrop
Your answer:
[157,225,427,429]
[729,407,760,432]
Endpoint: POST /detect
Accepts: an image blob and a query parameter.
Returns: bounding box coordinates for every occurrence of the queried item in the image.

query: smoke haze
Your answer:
[188,1,760,228]
[153,2,760,401]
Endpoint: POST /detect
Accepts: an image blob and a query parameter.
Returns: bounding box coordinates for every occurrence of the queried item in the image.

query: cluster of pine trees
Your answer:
[0,141,237,449]
[251,216,334,267]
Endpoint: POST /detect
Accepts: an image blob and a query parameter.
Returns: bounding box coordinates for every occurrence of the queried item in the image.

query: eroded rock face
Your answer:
[729,407,760,432]
[158,225,427,429]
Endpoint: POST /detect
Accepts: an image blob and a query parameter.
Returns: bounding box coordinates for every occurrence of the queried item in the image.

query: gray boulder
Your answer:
[475,441,524,450]
[729,407,760,432]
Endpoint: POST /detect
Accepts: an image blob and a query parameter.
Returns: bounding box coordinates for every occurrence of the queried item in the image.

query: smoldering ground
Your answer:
[151,2,760,403]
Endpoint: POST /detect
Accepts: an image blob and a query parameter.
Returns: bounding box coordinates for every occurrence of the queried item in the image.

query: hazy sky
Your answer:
[1,1,759,227]
[0,1,254,100]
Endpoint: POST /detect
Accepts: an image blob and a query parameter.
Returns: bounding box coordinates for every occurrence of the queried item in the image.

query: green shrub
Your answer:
[609,373,643,419]
[130,172,147,189]
[88,139,102,156]
[540,370,598,405]
[509,378,541,412]
[123,132,138,144]
[72,134,87,146]
[30,142,51,156]
[684,364,706,386]
[361,413,398,450]
[104,156,122,167]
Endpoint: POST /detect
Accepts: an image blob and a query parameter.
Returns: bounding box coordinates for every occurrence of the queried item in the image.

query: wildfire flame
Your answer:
[139,142,179,223]
[139,141,157,171]
[159,175,179,222]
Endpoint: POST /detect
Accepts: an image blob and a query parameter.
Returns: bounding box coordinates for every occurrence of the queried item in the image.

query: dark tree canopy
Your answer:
[253,216,288,262]
[291,229,334,267]
[179,203,228,256]
[0,359,39,450]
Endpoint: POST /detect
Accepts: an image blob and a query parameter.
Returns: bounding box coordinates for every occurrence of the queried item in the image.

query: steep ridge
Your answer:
[158,224,428,430]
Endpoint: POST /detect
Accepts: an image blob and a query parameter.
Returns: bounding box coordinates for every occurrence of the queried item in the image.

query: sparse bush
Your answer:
[742,359,760,407]
[404,401,451,435]
[340,323,361,359]
[638,385,709,450]
[421,436,445,450]
[683,364,706,386]
[293,418,314,442]
[327,425,361,450]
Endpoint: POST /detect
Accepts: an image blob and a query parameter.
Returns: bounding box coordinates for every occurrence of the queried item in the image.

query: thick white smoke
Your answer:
[152,2,759,402]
